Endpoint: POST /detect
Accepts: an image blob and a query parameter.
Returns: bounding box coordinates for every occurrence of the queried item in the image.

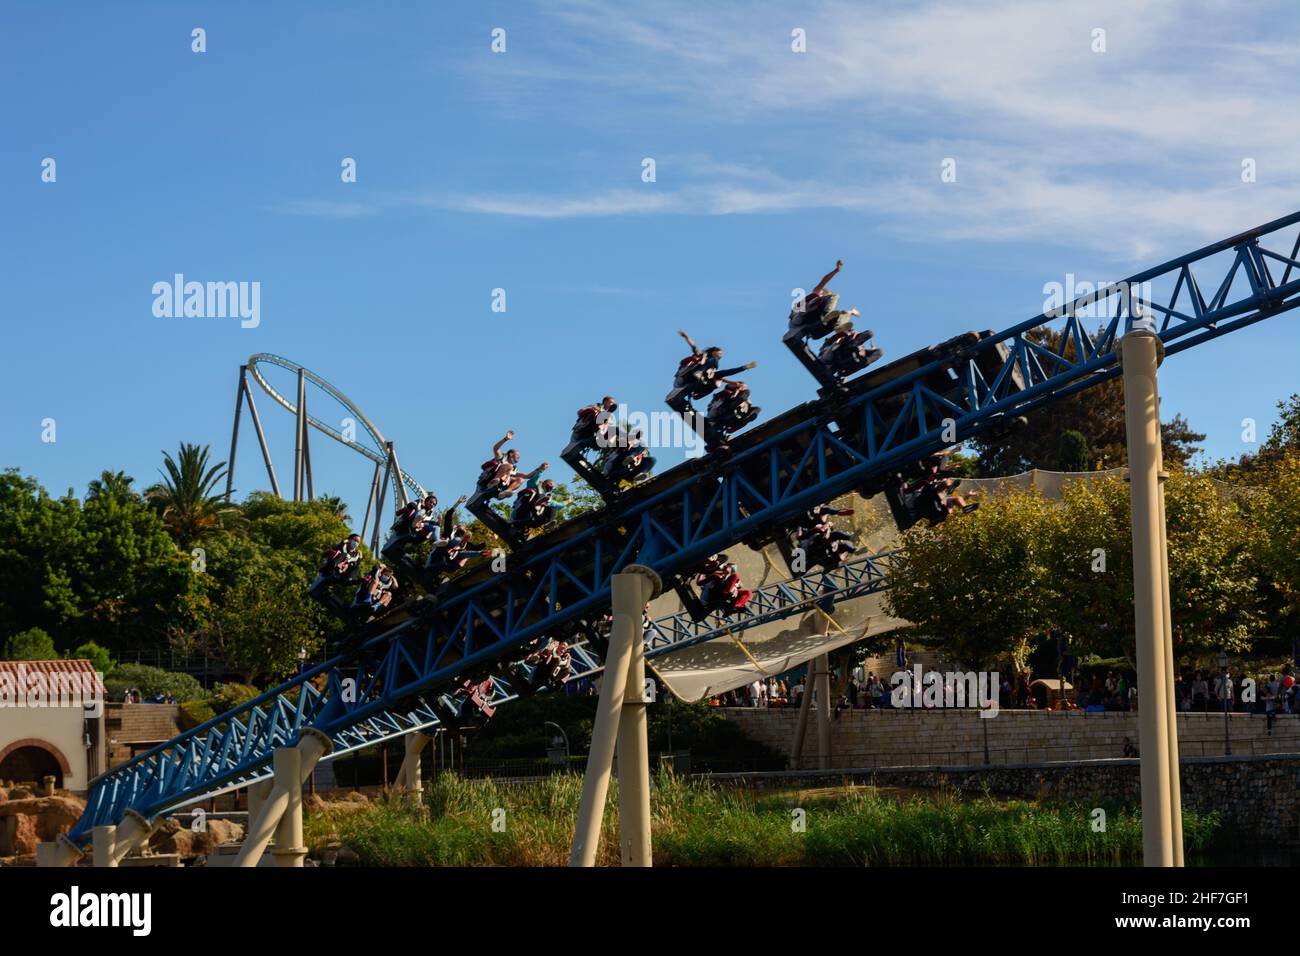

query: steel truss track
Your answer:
[69,211,1300,842]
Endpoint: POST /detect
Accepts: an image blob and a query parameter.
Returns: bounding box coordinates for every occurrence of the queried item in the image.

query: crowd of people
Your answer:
[120,687,176,704]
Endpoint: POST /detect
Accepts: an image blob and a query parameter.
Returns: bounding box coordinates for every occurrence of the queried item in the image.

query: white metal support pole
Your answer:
[36,834,82,867]
[271,747,306,867]
[1155,446,1185,865]
[1119,328,1179,867]
[617,574,655,867]
[92,824,117,867]
[234,729,331,867]
[397,732,430,805]
[569,565,661,867]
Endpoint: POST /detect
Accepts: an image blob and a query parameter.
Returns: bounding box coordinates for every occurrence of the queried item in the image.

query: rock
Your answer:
[149,817,245,857]
[9,815,40,856]
[336,846,360,865]
[207,819,243,845]
[151,826,197,856]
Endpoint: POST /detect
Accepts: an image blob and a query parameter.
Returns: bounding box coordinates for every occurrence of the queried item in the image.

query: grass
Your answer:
[302,772,1225,867]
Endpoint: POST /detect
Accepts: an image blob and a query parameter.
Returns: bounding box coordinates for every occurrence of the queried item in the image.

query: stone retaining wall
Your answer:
[723,706,1300,767]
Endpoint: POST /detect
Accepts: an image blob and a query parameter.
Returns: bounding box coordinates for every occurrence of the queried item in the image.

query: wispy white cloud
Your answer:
[275,198,378,219]
[279,0,1300,260]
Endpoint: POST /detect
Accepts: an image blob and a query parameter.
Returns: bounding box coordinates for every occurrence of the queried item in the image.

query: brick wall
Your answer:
[104,703,180,768]
[723,706,1300,768]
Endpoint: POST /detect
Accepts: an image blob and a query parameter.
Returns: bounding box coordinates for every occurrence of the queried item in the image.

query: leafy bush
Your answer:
[4,627,57,660]
[104,663,205,703]
[177,699,217,730]
[69,640,115,677]
[210,682,261,712]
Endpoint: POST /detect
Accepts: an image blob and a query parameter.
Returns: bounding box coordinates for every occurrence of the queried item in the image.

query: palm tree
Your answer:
[315,494,351,524]
[145,443,237,546]
[87,470,139,502]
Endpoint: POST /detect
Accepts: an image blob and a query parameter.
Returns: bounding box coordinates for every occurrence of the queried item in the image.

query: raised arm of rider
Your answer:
[812,260,842,296]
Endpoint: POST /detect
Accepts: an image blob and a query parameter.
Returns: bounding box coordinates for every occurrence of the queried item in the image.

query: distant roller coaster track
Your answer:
[244,352,426,501]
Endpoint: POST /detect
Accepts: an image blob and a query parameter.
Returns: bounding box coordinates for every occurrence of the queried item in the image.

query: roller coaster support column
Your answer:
[569,565,662,867]
[791,668,813,769]
[39,808,155,867]
[271,748,306,867]
[91,824,117,867]
[294,368,307,502]
[1157,472,1185,866]
[360,460,381,544]
[1119,327,1182,867]
[226,368,245,502]
[814,653,833,771]
[234,729,331,868]
[396,732,431,806]
[372,445,394,555]
[36,834,83,867]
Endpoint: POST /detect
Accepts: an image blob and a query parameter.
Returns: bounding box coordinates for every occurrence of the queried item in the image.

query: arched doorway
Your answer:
[0,741,67,789]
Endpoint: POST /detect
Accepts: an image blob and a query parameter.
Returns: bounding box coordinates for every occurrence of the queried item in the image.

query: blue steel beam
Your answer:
[74,549,894,831]
[69,211,1300,843]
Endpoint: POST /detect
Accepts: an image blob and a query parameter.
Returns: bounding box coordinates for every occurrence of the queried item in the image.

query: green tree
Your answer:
[1259,394,1300,464]
[0,470,199,654]
[69,640,115,676]
[176,495,350,682]
[1057,430,1090,472]
[1250,452,1300,640]
[86,470,139,503]
[315,494,351,524]
[145,443,237,546]
[1047,471,1259,663]
[4,627,58,660]
[884,487,1059,670]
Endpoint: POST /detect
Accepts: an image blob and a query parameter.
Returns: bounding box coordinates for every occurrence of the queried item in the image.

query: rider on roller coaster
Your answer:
[817,320,883,378]
[789,260,860,340]
[795,515,857,571]
[525,638,572,689]
[570,396,619,452]
[316,533,363,585]
[511,472,570,536]
[667,330,757,417]
[695,553,753,616]
[601,425,657,484]
[475,430,549,500]
[392,493,440,541]
[425,525,496,578]
[352,563,399,619]
[704,379,761,451]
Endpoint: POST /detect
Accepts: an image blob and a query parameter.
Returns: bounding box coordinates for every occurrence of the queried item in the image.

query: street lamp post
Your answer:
[1217,651,1231,756]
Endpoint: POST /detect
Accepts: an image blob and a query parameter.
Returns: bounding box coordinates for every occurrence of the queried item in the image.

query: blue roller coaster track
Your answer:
[68,211,1300,845]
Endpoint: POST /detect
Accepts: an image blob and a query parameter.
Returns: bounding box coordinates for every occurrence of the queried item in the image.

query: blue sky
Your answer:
[3,0,1298,521]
